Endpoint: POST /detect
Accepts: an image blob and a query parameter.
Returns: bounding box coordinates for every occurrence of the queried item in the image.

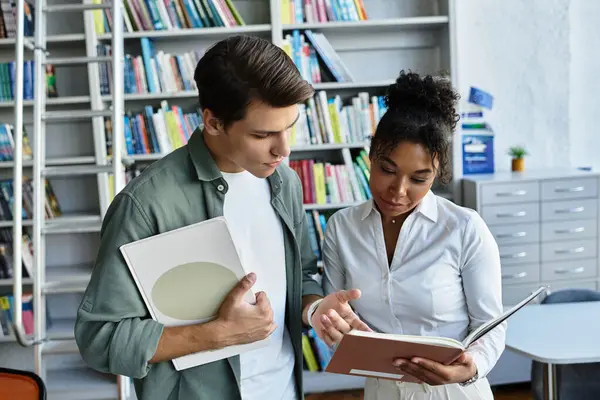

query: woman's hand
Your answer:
[311,289,372,347]
[392,352,477,385]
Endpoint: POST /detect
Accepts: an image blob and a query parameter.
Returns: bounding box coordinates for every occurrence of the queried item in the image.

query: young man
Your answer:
[74,35,369,400]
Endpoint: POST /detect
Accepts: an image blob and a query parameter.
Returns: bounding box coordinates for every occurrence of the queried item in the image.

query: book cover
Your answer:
[325,286,547,382]
[119,216,269,371]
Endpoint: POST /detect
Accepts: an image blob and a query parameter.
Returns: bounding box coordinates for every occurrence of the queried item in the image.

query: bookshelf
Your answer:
[0,0,457,398]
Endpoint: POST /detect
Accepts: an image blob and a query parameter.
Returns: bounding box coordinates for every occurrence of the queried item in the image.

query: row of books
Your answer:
[96,0,245,34]
[290,90,385,146]
[105,101,202,156]
[302,328,333,372]
[0,123,32,162]
[0,178,63,221]
[282,0,368,24]
[282,30,354,84]
[0,61,59,102]
[305,209,332,262]
[0,230,34,281]
[98,38,202,96]
[289,149,371,206]
[0,0,33,39]
[0,294,34,337]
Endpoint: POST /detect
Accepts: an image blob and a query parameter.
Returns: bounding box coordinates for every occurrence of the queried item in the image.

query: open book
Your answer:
[119,216,269,371]
[325,286,547,382]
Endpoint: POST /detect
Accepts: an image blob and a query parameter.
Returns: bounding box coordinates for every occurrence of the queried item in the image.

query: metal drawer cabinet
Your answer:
[541,219,597,242]
[481,181,540,205]
[541,177,598,201]
[490,223,540,245]
[481,202,540,226]
[541,198,597,222]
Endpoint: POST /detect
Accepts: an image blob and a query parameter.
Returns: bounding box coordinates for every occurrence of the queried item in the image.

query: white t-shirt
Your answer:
[221,170,297,400]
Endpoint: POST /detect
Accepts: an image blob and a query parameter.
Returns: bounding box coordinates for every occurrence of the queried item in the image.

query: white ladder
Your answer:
[11,0,127,398]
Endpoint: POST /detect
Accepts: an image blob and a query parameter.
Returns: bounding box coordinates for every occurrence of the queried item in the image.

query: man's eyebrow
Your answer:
[414,168,433,174]
[253,113,300,134]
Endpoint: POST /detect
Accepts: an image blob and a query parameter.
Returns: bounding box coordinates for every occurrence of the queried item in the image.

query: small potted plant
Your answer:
[508,145,528,172]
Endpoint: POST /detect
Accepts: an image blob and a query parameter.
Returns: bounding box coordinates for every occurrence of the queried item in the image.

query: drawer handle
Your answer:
[496,190,527,197]
[496,231,527,238]
[496,211,527,218]
[554,267,585,275]
[502,271,528,279]
[555,207,585,214]
[554,246,585,254]
[501,252,527,259]
[554,186,585,193]
[554,227,585,234]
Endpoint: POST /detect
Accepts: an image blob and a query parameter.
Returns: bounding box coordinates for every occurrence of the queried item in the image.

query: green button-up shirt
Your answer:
[74,129,324,400]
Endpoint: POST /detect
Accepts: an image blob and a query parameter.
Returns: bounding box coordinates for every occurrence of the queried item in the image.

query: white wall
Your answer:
[454,0,600,173]
[569,0,600,170]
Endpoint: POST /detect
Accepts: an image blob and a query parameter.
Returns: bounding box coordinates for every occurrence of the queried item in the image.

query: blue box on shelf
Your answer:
[462,131,494,175]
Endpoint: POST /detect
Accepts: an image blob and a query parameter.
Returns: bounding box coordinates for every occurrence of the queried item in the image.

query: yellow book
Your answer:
[280,0,290,24]
[312,162,326,204]
[165,111,184,149]
[356,156,370,180]
[302,334,319,372]
[92,0,104,34]
[328,102,342,144]
[224,0,245,25]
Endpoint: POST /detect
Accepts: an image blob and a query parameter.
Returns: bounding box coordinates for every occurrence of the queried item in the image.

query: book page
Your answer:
[462,286,547,347]
[119,216,255,327]
[119,216,269,370]
[349,329,463,349]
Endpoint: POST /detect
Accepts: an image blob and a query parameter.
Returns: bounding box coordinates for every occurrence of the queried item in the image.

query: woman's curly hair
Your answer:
[370,70,460,185]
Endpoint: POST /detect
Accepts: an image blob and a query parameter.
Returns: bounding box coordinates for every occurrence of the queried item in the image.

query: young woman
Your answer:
[319,71,504,399]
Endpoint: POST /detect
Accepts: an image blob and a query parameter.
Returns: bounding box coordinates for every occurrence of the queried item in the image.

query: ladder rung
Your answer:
[42,286,87,294]
[43,223,102,235]
[44,56,112,66]
[42,165,114,177]
[44,4,111,12]
[42,339,79,354]
[43,110,113,121]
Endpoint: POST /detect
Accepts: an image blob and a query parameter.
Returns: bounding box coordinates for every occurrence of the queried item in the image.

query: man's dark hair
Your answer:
[194,35,315,128]
[370,70,460,185]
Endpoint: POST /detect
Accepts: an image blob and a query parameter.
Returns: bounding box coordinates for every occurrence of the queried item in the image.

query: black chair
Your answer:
[0,367,46,400]
[531,288,600,400]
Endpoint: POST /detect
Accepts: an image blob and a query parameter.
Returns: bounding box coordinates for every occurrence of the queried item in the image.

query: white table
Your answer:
[505,301,600,400]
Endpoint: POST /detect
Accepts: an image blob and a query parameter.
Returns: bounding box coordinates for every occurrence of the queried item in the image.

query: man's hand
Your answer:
[392,352,477,385]
[311,289,372,347]
[216,272,276,347]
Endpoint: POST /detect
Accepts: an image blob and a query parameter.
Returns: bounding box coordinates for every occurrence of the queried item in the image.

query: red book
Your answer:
[325,286,546,382]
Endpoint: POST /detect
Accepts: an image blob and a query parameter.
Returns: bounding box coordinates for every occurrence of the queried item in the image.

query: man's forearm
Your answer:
[149,320,229,364]
[302,294,323,326]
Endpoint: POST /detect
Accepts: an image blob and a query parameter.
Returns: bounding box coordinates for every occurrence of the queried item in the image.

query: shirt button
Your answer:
[217,184,224,192]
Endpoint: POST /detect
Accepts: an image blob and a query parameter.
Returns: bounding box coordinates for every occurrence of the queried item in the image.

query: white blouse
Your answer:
[321,191,506,379]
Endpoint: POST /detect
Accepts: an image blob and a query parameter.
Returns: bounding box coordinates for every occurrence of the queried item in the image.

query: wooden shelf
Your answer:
[304,202,363,210]
[97,25,272,41]
[0,34,86,48]
[0,96,92,108]
[291,143,369,151]
[284,16,449,32]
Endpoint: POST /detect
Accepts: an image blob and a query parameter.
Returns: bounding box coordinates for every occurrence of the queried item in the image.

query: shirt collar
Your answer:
[186,128,282,194]
[187,127,223,182]
[360,190,438,223]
